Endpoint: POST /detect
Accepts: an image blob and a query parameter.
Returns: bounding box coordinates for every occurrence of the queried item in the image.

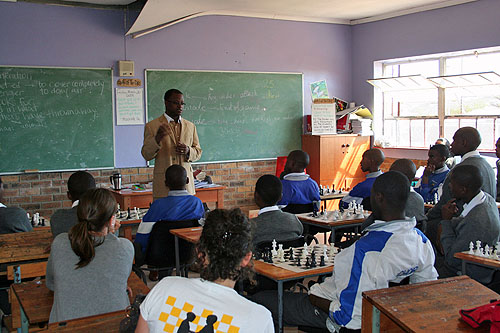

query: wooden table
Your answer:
[169,226,332,333]
[454,251,500,275]
[111,186,226,210]
[11,272,149,332]
[296,212,366,244]
[361,275,498,333]
[319,191,348,210]
[0,229,52,273]
[47,309,125,332]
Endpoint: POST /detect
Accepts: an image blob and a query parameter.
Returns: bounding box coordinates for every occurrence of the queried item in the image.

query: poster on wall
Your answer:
[310,80,329,99]
[116,88,144,125]
[311,98,336,135]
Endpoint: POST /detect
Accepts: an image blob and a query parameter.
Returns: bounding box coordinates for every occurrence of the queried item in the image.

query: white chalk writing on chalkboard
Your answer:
[116,88,144,125]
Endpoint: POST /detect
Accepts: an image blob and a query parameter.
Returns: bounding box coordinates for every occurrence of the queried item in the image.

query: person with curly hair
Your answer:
[136,208,274,332]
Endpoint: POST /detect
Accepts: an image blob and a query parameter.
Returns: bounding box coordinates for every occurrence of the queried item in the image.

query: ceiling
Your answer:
[54,0,478,37]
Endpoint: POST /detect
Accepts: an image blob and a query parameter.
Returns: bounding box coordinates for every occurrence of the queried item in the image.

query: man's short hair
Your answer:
[365,148,385,168]
[255,175,282,206]
[164,89,183,101]
[165,164,187,189]
[449,164,482,193]
[287,150,310,170]
[455,127,482,151]
[389,159,416,182]
[372,171,409,211]
[68,171,96,201]
[429,144,450,159]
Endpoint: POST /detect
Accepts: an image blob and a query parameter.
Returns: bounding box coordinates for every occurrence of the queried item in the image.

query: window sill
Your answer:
[374,146,498,160]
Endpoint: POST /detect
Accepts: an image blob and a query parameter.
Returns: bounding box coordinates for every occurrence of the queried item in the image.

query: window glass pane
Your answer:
[459,118,476,128]
[399,60,439,77]
[446,52,500,75]
[410,119,425,147]
[496,118,500,143]
[477,118,495,150]
[398,119,410,147]
[445,86,500,116]
[444,118,460,141]
[425,119,440,147]
[383,119,397,147]
[385,89,438,117]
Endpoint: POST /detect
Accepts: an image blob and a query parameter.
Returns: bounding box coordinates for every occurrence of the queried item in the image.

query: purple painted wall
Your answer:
[0,2,352,168]
[351,0,500,111]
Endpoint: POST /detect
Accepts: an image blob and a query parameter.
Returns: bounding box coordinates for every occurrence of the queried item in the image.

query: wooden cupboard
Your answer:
[302,134,371,192]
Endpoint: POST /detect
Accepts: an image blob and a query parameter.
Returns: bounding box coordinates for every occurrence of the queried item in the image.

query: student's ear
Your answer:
[186,177,189,184]
[240,251,253,267]
[67,191,72,201]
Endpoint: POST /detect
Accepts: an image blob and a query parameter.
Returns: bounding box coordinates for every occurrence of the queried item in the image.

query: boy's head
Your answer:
[389,159,416,182]
[254,174,282,208]
[67,171,96,202]
[450,127,481,156]
[449,164,482,201]
[370,171,409,221]
[428,144,449,169]
[284,150,310,174]
[165,164,188,191]
[360,148,385,173]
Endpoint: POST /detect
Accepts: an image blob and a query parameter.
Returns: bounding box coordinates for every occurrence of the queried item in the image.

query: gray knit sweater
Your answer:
[46,233,134,323]
[251,210,303,246]
[0,206,32,234]
[50,207,78,238]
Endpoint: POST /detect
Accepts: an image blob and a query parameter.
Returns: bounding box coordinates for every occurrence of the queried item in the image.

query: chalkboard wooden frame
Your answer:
[0,65,115,174]
[145,69,304,163]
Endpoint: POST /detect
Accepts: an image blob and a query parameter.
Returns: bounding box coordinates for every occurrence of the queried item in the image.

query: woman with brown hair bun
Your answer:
[46,188,134,323]
[136,208,274,333]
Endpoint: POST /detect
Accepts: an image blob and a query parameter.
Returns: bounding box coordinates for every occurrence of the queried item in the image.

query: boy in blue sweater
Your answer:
[415,144,450,203]
[135,165,204,255]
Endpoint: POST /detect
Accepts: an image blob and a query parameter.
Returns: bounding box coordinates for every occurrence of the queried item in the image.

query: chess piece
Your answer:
[289,248,294,261]
[303,243,309,256]
[323,245,329,261]
[485,245,491,258]
[310,252,316,268]
[326,185,330,194]
[320,255,325,266]
[469,241,474,254]
[305,257,310,268]
[134,207,139,219]
[127,208,131,219]
[475,240,482,256]
[271,239,278,256]
[296,257,301,267]
[332,184,335,193]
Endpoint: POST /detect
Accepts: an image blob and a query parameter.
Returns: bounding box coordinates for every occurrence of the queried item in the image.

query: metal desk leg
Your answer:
[462,260,467,275]
[19,306,29,333]
[372,306,380,333]
[330,227,336,245]
[174,236,180,276]
[278,280,283,333]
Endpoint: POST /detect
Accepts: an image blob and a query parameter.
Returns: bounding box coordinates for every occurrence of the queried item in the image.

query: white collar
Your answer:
[164,113,182,123]
[461,191,486,218]
[168,189,190,196]
[0,202,6,208]
[366,170,383,178]
[462,150,480,161]
[409,186,416,193]
[435,165,449,174]
[71,200,79,208]
[259,205,280,215]
[283,172,310,181]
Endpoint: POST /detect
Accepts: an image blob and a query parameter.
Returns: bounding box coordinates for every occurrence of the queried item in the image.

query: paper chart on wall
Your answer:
[116,88,144,125]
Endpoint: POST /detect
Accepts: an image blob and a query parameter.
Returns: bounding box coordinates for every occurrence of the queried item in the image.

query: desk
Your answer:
[0,229,52,269]
[296,212,366,244]
[169,226,332,333]
[361,275,497,333]
[47,309,125,332]
[454,251,500,275]
[11,272,149,332]
[111,186,226,210]
[319,191,348,210]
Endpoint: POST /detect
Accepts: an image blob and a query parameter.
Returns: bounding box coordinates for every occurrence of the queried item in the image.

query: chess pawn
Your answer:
[289,248,294,261]
[320,255,326,267]
[475,240,482,256]
[332,184,335,193]
[469,241,474,254]
[305,257,311,268]
[301,248,307,260]
[485,245,491,258]
[323,245,329,261]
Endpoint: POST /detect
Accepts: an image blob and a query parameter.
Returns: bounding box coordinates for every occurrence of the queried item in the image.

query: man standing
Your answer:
[142,89,202,200]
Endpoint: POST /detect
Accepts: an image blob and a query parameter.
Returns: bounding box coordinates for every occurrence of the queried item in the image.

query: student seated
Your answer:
[426,127,497,246]
[252,171,438,331]
[414,144,450,203]
[50,171,96,237]
[251,174,303,246]
[339,148,384,209]
[0,176,32,234]
[435,164,500,283]
[390,159,426,230]
[436,137,460,170]
[136,208,274,333]
[135,164,205,255]
[278,150,320,212]
[46,188,133,323]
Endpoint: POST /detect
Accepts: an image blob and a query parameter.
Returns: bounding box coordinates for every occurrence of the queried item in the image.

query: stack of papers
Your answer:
[351,119,373,136]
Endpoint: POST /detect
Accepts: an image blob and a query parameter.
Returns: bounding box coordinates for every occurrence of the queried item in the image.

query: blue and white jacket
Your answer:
[278,172,320,206]
[134,190,205,253]
[309,217,438,331]
[414,165,449,202]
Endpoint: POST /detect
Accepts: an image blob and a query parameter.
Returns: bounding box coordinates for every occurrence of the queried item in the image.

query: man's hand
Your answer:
[175,143,190,156]
[441,198,458,220]
[155,124,168,144]
[421,164,435,184]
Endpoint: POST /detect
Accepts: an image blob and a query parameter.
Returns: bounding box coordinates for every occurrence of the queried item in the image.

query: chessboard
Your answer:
[258,244,338,273]
[116,208,148,221]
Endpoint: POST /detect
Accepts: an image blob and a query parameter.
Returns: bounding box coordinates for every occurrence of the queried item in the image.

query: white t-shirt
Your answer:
[140,277,274,333]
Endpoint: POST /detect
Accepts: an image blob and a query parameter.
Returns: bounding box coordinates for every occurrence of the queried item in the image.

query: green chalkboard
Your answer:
[146,70,303,162]
[0,66,114,173]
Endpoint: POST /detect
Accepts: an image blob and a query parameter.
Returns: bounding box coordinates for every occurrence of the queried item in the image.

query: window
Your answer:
[370,47,500,150]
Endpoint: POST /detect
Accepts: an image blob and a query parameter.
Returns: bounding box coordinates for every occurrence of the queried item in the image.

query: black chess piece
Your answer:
[320,255,325,266]
[296,257,301,266]
[332,184,335,193]
[127,207,131,219]
[305,257,310,268]
[289,248,294,261]
[320,187,324,196]
[41,218,45,226]
[31,216,36,227]
[310,252,317,268]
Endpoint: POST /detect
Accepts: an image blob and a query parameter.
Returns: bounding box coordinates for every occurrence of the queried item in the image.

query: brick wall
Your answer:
[1,160,276,218]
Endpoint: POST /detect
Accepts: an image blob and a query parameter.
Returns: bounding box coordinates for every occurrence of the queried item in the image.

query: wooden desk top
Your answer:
[320,191,348,201]
[454,251,500,269]
[362,275,498,332]
[11,272,149,325]
[170,226,203,243]
[47,309,125,332]
[0,228,52,265]
[296,213,366,227]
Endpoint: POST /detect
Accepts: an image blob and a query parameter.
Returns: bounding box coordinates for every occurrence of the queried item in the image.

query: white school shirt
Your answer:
[460,190,486,218]
[258,205,280,215]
